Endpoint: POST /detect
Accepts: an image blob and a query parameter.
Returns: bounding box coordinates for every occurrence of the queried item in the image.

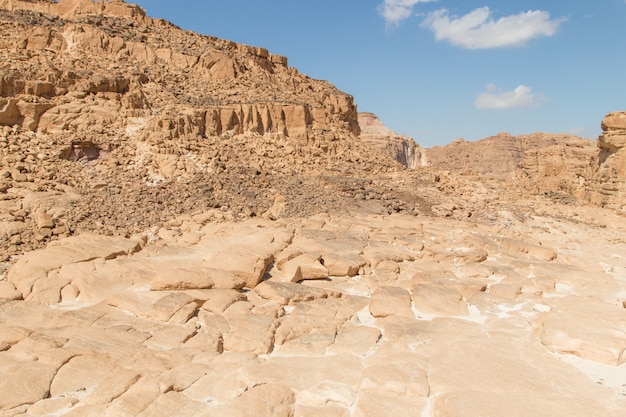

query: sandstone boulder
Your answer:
[369,286,413,318]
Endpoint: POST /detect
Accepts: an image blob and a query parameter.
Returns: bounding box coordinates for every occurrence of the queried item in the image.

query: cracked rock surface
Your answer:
[1,206,626,416]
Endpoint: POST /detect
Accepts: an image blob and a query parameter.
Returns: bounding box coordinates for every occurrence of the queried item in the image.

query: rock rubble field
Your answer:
[0,1,625,416]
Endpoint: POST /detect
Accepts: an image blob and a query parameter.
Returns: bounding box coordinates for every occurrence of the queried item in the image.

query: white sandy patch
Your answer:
[492,302,526,318]
[356,306,378,327]
[532,303,552,313]
[411,303,492,324]
[599,262,615,273]
[555,282,572,293]
[420,393,438,417]
[464,304,488,325]
[50,299,90,311]
[319,275,372,297]
[556,353,626,400]
[411,303,437,321]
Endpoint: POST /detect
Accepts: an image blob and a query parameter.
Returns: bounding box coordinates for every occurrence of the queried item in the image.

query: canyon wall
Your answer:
[358,112,422,168]
[0,0,361,144]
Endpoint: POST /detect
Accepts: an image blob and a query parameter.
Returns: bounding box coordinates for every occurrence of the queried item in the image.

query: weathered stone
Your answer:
[369,286,413,318]
[247,355,363,392]
[50,354,119,398]
[275,313,338,355]
[360,357,429,397]
[0,281,22,301]
[200,289,247,314]
[328,324,381,356]
[150,268,214,291]
[8,234,140,297]
[322,252,365,276]
[601,111,626,132]
[362,240,417,267]
[295,405,350,417]
[184,361,252,403]
[137,391,207,417]
[297,381,356,408]
[278,253,328,281]
[222,311,277,355]
[201,228,291,288]
[354,392,426,417]
[83,369,142,406]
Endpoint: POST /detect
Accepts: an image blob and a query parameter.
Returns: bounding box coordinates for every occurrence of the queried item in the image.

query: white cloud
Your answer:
[421,7,565,49]
[475,84,548,110]
[378,0,437,26]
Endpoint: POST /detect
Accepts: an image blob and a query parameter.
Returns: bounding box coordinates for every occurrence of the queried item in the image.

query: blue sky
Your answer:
[132,0,626,148]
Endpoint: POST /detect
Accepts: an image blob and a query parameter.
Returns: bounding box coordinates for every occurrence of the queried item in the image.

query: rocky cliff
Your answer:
[588,112,626,208]
[0,0,455,261]
[424,132,588,180]
[423,121,626,212]
[514,112,626,210]
[0,0,360,140]
[358,112,423,168]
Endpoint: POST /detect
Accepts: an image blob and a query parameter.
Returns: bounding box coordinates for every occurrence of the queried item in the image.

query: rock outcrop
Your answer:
[515,112,626,210]
[359,112,423,168]
[0,1,359,140]
[0,0,419,261]
[0,0,146,18]
[424,121,626,211]
[425,132,587,180]
[586,111,626,209]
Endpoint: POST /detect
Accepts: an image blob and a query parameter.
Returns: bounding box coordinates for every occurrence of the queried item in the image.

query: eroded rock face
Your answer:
[0,0,419,261]
[600,112,626,151]
[358,112,423,168]
[425,132,584,180]
[519,112,626,209]
[0,0,146,18]
[425,119,626,211]
[0,1,359,140]
[586,111,626,208]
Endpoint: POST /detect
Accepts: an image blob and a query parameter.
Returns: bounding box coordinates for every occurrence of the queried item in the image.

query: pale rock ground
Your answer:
[1,203,625,417]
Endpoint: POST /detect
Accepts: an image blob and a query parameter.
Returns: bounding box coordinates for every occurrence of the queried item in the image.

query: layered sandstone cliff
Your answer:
[358,112,423,168]
[581,112,626,208]
[0,0,445,260]
[0,0,360,141]
[424,132,588,180]
[514,112,626,209]
[424,113,626,211]
[0,0,146,18]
